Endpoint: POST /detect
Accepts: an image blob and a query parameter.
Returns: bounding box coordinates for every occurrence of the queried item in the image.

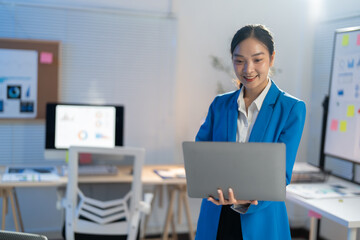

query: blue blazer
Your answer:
[195,81,306,240]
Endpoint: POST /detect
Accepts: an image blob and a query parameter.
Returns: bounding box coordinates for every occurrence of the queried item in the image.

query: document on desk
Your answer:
[2,167,60,182]
[287,183,360,199]
[154,168,186,179]
[292,162,321,173]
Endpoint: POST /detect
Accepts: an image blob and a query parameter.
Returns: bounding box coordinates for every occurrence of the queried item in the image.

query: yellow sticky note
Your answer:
[342,35,349,46]
[65,151,69,163]
[347,105,355,117]
[339,121,347,132]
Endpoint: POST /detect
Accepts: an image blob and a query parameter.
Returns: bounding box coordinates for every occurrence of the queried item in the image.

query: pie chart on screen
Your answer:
[78,130,88,140]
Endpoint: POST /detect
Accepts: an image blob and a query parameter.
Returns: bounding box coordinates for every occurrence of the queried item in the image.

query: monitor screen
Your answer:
[45,103,124,160]
[324,26,360,164]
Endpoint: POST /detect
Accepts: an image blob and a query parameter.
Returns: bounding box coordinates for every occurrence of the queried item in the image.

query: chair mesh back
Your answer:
[0,231,48,240]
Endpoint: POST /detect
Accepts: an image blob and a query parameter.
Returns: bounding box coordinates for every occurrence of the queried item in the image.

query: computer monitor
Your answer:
[45,103,124,160]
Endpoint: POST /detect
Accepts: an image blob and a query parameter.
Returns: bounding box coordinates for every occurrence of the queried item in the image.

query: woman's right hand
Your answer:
[207,188,258,206]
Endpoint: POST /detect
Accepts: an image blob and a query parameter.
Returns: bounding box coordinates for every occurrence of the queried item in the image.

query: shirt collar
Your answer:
[237,79,272,112]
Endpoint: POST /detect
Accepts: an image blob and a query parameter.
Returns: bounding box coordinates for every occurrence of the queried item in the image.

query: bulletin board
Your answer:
[0,38,59,119]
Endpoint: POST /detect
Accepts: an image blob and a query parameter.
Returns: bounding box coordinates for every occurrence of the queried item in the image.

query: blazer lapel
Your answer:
[227,90,240,142]
[249,81,281,142]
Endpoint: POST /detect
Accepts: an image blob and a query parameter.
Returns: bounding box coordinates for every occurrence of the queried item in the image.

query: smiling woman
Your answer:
[194,24,306,240]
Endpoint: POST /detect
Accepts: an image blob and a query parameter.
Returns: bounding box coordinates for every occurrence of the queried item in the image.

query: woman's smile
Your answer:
[243,75,258,82]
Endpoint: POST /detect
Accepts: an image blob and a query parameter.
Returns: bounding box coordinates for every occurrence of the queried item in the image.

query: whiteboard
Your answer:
[324,26,360,163]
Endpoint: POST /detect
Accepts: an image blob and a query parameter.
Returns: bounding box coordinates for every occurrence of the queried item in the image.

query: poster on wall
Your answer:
[0,49,38,118]
[324,27,360,163]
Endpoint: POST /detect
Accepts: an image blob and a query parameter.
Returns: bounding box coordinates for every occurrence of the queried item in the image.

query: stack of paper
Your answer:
[287,183,360,199]
[2,167,60,182]
[154,168,186,179]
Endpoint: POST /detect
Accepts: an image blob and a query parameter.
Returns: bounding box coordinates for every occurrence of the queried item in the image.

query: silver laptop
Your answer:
[182,141,286,201]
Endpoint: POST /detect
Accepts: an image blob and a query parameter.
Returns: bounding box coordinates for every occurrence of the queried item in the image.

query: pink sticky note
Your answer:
[357,34,360,46]
[40,52,53,64]
[330,119,338,131]
[79,153,92,164]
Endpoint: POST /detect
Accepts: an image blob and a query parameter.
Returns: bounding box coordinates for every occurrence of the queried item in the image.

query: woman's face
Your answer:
[232,37,275,93]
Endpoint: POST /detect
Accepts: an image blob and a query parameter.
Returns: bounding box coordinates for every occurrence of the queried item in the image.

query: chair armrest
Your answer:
[139,193,154,215]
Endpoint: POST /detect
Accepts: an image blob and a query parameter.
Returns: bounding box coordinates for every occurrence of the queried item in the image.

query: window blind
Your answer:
[0,2,177,164]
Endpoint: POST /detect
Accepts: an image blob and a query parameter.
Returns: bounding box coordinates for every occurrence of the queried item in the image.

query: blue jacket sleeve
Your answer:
[195,100,215,142]
[281,101,307,185]
[245,100,306,214]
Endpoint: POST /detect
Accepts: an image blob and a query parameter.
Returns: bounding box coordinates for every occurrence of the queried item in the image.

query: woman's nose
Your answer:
[243,62,254,73]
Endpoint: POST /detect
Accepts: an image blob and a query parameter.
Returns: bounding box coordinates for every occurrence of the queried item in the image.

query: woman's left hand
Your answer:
[207,188,258,206]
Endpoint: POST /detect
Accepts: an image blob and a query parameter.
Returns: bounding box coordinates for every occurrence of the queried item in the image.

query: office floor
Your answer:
[49,237,308,240]
[48,234,309,240]
[46,226,312,240]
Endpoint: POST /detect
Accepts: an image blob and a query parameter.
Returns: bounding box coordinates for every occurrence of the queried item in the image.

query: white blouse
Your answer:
[232,79,272,213]
[236,79,272,143]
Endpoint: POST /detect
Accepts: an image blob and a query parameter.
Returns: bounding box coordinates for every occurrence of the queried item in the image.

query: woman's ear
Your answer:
[270,51,275,67]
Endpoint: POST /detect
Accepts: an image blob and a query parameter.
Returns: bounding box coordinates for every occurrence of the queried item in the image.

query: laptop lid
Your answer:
[182,141,286,201]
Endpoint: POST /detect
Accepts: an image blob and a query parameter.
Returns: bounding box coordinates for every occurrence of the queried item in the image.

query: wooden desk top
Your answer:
[0,165,186,188]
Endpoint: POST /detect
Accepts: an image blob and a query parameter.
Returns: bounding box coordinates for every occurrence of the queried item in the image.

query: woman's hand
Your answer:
[207,188,258,206]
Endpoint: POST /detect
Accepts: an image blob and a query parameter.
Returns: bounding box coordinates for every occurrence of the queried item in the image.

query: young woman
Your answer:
[195,25,306,239]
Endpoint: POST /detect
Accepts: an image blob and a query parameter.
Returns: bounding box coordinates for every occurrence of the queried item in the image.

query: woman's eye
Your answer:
[234,60,243,64]
[255,59,263,63]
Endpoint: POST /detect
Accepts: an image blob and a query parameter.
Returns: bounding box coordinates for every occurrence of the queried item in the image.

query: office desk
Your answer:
[287,177,360,240]
[0,172,67,232]
[0,165,193,240]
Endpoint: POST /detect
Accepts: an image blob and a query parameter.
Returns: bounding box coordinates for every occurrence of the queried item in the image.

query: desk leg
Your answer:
[159,185,163,208]
[8,190,19,232]
[181,186,195,240]
[170,213,178,240]
[309,217,318,240]
[177,189,182,224]
[13,189,24,232]
[347,228,356,240]
[162,186,176,240]
[1,189,8,230]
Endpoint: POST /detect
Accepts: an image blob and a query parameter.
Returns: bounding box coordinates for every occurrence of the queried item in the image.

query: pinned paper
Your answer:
[330,119,338,131]
[357,34,360,46]
[339,121,347,132]
[40,52,53,64]
[26,87,30,98]
[347,105,355,117]
[342,35,349,46]
[348,59,354,68]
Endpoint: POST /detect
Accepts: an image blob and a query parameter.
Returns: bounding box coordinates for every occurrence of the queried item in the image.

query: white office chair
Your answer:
[64,146,151,240]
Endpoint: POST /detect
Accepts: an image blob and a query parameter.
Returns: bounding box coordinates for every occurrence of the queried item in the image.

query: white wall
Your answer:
[173,0,313,165]
[2,0,360,239]
[172,0,315,235]
[1,0,315,236]
[171,1,360,239]
[305,1,360,239]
